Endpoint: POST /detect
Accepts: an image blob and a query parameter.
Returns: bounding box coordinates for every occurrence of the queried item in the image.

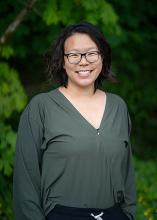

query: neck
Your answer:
[60,83,96,98]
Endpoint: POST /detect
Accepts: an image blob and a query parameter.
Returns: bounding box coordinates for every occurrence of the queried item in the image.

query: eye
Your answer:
[68,53,80,58]
[87,51,98,57]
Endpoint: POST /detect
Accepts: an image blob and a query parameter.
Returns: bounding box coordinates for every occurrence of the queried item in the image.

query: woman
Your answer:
[13,22,136,220]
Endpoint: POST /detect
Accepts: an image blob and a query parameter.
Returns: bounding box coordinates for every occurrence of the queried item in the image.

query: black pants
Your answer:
[46,204,129,220]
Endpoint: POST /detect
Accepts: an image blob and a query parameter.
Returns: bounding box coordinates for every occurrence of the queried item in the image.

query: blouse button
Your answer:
[96,128,100,135]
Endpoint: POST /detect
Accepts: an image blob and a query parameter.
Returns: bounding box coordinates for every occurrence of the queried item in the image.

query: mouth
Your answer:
[76,70,92,77]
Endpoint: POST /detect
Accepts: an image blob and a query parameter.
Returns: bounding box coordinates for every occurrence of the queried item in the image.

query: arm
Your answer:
[122,113,136,220]
[13,104,45,220]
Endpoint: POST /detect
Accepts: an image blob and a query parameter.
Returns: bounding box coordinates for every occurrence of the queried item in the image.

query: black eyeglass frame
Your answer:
[64,51,101,64]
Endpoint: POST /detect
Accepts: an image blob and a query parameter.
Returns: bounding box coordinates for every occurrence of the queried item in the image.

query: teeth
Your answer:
[77,70,91,77]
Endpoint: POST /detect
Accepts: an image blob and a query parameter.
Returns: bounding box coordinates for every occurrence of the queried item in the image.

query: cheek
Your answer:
[100,63,103,72]
[63,60,69,71]
[96,60,103,73]
[63,61,75,75]
[99,58,103,68]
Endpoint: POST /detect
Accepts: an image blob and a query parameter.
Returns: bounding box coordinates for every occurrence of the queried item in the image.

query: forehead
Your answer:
[64,33,98,52]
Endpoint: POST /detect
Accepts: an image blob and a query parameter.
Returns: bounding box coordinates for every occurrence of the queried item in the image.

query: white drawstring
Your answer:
[90,211,104,220]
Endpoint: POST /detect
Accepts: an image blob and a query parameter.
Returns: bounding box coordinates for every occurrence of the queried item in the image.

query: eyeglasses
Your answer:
[64,51,100,64]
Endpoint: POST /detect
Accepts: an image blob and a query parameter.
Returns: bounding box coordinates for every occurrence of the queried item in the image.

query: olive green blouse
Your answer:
[13,88,136,220]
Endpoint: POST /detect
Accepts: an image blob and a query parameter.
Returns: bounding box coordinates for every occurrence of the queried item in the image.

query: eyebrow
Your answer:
[66,47,98,53]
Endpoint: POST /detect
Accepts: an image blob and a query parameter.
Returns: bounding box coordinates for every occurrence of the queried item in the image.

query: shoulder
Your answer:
[107,92,128,112]
[21,92,46,116]
[98,89,128,109]
[28,92,47,108]
[21,89,56,121]
[107,92,127,105]
[27,88,58,109]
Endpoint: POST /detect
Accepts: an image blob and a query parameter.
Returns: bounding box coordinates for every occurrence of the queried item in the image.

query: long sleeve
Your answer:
[122,113,136,220]
[13,103,45,220]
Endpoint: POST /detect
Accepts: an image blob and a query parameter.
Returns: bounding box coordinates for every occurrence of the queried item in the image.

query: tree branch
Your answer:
[0,0,37,46]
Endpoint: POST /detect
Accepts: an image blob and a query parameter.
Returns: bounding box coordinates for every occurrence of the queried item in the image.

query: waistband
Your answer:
[51,204,120,217]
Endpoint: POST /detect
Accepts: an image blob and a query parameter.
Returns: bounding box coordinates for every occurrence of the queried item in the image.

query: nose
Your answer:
[79,54,88,65]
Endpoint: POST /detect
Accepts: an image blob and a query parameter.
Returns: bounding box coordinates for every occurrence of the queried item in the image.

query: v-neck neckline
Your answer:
[54,88,109,133]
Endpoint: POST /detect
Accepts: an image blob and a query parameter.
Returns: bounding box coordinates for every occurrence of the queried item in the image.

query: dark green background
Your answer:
[0,0,157,219]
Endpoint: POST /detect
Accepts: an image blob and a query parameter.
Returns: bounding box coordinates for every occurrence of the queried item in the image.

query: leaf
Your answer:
[42,0,59,25]
[0,62,27,119]
[0,45,14,59]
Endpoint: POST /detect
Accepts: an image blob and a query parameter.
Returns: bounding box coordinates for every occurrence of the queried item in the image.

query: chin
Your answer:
[75,80,95,88]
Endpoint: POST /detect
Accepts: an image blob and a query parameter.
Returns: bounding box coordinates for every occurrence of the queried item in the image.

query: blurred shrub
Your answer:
[134,157,157,220]
[0,62,27,219]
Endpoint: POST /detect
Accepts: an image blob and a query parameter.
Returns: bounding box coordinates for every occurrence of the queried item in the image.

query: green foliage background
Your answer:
[0,0,156,219]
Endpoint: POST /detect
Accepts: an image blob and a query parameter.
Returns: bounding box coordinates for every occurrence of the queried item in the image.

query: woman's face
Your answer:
[63,33,103,89]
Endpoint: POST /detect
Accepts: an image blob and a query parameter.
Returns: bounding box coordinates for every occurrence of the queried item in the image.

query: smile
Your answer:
[76,70,92,77]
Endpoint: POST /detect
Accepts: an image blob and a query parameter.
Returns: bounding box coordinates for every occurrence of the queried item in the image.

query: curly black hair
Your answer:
[44,22,116,92]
